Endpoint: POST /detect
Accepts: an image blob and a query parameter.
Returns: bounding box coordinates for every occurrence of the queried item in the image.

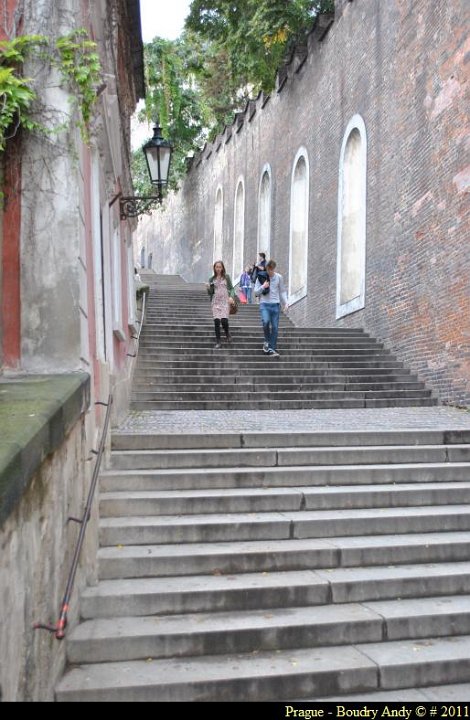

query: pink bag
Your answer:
[238,289,247,304]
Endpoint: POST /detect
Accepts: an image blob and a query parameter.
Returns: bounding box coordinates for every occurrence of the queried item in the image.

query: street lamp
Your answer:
[120,121,173,220]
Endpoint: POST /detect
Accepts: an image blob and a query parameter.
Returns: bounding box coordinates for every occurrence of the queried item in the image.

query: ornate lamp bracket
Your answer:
[119,196,161,220]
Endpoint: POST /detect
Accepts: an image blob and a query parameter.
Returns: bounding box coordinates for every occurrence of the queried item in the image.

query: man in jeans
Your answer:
[254,259,289,357]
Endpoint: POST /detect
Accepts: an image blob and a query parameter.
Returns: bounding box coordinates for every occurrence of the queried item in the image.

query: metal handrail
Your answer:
[34,394,113,639]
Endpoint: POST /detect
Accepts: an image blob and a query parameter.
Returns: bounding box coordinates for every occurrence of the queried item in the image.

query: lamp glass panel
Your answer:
[145,146,171,184]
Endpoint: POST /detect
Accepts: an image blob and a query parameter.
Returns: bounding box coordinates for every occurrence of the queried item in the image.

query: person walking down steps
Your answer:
[254,259,289,357]
[207,260,237,349]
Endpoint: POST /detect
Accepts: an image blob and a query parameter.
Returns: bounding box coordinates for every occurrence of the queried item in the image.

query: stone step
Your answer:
[66,595,470,664]
[111,429,470,451]
[131,390,433,401]
[317,682,470,701]
[80,562,470,619]
[141,329,369,338]
[56,633,470,701]
[99,481,470,517]
[109,444,469,470]
[138,347,389,357]
[133,368,417,380]
[131,381,426,393]
[97,532,470,579]
[134,358,406,369]
[101,461,470,491]
[139,337,381,347]
[98,505,470,546]
[131,398,437,410]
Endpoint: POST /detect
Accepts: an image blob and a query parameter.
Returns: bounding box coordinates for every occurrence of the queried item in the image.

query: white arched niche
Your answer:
[288,148,309,304]
[336,114,367,318]
[232,178,245,282]
[257,164,272,258]
[213,186,224,262]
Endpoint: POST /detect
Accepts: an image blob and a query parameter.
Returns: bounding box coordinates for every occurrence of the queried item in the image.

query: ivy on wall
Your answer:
[0,29,101,151]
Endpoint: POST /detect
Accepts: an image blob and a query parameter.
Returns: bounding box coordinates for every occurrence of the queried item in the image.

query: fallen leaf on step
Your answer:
[212,568,223,576]
[263,614,274,619]
[146,658,153,663]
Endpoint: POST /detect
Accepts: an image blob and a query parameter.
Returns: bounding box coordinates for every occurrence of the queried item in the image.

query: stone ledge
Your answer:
[0,373,90,526]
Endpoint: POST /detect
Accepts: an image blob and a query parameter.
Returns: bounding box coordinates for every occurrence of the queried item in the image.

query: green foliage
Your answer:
[186,0,334,99]
[55,30,102,143]
[135,36,211,192]
[133,1,334,190]
[0,29,101,150]
[0,66,36,150]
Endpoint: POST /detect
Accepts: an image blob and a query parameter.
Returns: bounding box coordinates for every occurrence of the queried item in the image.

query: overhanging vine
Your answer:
[0,28,102,151]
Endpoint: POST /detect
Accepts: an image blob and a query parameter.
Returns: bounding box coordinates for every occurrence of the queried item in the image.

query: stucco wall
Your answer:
[136,0,470,407]
[0,412,99,702]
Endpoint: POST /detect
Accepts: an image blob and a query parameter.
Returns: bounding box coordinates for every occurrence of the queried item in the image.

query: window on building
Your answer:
[112,227,125,341]
[337,114,367,318]
[233,178,245,282]
[127,243,137,328]
[213,186,223,262]
[258,165,272,257]
[289,149,309,304]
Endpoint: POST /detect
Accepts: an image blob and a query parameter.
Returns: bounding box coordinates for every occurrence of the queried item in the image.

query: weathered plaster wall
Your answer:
[19,0,83,373]
[0,411,98,702]
[137,0,470,406]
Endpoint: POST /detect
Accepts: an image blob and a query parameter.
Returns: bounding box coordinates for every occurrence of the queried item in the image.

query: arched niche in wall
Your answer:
[289,149,309,304]
[213,186,224,262]
[257,164,272,258]
[336,114,367,319]
[232,178,245,282]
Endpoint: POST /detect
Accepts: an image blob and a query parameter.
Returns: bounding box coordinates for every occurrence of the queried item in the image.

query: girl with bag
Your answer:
[239,265,253,304]
[206,260,237,349]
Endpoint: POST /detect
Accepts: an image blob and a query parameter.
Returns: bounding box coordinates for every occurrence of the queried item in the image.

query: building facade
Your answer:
[0,0,144,700]
[137,0,470,408]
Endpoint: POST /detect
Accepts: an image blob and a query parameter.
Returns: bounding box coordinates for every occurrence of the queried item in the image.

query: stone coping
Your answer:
[0,373,90,526]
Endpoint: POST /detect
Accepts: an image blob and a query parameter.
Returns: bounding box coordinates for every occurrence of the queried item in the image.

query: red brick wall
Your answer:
[1,0,22,369]
[152,0,470,407]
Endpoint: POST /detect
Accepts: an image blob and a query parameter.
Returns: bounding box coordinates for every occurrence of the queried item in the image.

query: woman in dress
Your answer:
[207,260,236,349]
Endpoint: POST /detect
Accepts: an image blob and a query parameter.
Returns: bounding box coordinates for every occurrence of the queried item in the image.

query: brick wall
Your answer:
[138,0,470,407]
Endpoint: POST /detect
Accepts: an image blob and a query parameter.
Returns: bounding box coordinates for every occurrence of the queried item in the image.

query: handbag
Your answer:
[229,298,239,315]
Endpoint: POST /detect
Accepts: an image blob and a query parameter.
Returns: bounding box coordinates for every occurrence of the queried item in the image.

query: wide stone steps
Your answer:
[139,334,380,345]
[132,389,433,402]
[109,444,470,470]
[67,595,470,663]
[56,634,470,702]
[132,383,427,395]
[135,358,407,369]
[97,532,470,579]
[98,506,470,545]
[134,370,417,383]
[128,275,436,410]
[100,482,470,517]
[142,327,367,337]
[111,429,470,450]
[54,276,469,700]
[57,427,470,700]
[132,397,436,410]
[80,562,470,619]
[101,462,470,491]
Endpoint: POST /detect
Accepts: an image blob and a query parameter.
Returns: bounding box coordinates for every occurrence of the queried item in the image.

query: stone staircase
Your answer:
[131,274,436,410]
[56,426,470,701]
[55,273,470,701]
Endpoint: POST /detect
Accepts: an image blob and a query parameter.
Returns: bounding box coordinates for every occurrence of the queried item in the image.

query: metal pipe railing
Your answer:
[34,394,113,639]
